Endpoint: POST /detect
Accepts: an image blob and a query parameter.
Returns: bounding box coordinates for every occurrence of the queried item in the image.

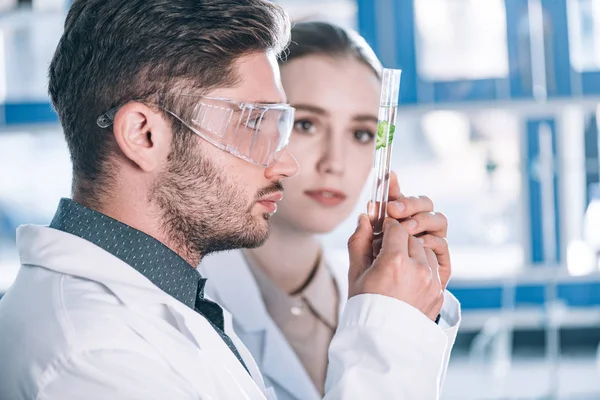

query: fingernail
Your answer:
[405,219,417,230]
[391,202,405,213]
[383,218,395,229]
[418,237,425,244]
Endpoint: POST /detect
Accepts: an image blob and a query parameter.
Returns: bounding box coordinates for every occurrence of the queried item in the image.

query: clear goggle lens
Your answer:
[169,96,295,167]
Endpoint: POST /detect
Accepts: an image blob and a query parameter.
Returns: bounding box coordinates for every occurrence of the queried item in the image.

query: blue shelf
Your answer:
[1,102,58,127]
[448,281,600,310]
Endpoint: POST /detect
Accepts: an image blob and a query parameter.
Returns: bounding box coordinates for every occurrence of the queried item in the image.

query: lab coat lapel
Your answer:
[201,250,320,400]
[260,327,320,400]
[166,303,266,398]
[118,302,232,396]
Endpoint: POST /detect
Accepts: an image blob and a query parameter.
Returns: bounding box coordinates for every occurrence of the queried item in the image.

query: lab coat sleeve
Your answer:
[324,294,449,400]
[36,349,197,400]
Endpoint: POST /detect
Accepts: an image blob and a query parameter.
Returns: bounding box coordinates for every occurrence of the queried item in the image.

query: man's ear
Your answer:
[111,102,172,172]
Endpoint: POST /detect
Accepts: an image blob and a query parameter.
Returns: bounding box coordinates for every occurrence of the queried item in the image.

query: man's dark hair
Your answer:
[49,0,290,202]
[280,21,381,78]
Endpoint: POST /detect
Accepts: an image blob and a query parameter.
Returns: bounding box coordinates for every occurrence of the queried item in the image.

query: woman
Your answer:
[200,21,461,400]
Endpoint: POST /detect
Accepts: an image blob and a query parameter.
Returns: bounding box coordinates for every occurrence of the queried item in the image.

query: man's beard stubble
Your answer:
[149,139,279,264]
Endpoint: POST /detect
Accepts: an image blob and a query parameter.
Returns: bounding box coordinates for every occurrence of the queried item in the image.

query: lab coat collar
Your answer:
[17,225,162,298]
[201,249,321,400]
[201,250,268,332]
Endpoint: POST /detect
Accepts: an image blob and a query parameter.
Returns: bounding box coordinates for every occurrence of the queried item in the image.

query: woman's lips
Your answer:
[304,188,347,207]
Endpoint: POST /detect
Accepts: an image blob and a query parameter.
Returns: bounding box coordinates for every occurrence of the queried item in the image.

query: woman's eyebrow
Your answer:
[353,114,378,123]
[292,104,329,116]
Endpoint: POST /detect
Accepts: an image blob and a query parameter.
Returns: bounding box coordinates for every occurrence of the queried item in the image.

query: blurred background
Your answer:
[1,0,600,398]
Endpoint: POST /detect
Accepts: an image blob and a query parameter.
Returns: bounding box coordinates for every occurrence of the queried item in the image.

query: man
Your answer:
[0,1,452,399]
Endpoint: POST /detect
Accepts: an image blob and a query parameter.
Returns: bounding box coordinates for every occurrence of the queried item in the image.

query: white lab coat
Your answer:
[0,225,453,400]
[199,249,461,400]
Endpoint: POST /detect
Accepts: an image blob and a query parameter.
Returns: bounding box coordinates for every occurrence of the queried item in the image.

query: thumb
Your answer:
[348,214,374,284]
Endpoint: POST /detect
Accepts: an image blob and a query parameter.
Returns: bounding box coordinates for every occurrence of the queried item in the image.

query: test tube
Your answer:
[368,68,401,236]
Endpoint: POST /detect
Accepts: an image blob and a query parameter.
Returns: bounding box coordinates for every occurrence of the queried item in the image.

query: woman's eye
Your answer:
[293,119,317,135]
[354,130,375,144]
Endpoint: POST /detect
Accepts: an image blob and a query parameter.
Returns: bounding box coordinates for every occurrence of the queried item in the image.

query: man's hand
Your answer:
[386,172,452,290]
[348,215,443,321]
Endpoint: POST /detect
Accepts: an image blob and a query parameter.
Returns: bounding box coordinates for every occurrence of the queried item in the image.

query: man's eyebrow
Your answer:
[246,99,289,105]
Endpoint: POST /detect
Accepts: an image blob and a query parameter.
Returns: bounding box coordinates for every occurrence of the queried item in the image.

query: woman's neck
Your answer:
[245,219,321,294]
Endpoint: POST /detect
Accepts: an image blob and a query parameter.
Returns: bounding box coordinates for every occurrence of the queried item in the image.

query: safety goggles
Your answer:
[97,95,295,167]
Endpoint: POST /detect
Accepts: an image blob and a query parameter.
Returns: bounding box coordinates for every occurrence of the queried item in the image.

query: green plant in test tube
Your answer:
[368,68,401,237]
[376,120,395,150]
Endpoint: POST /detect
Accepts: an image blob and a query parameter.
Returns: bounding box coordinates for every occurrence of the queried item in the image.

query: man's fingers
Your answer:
[348,214,374,283]
[387,195,435,221]
[419,235,450,267]
[424,248,443,319]
[378,218,409,258]
[399,211,448,237]
[407,234,428,267]
[420,234,451,289]
[424,248,440,281]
